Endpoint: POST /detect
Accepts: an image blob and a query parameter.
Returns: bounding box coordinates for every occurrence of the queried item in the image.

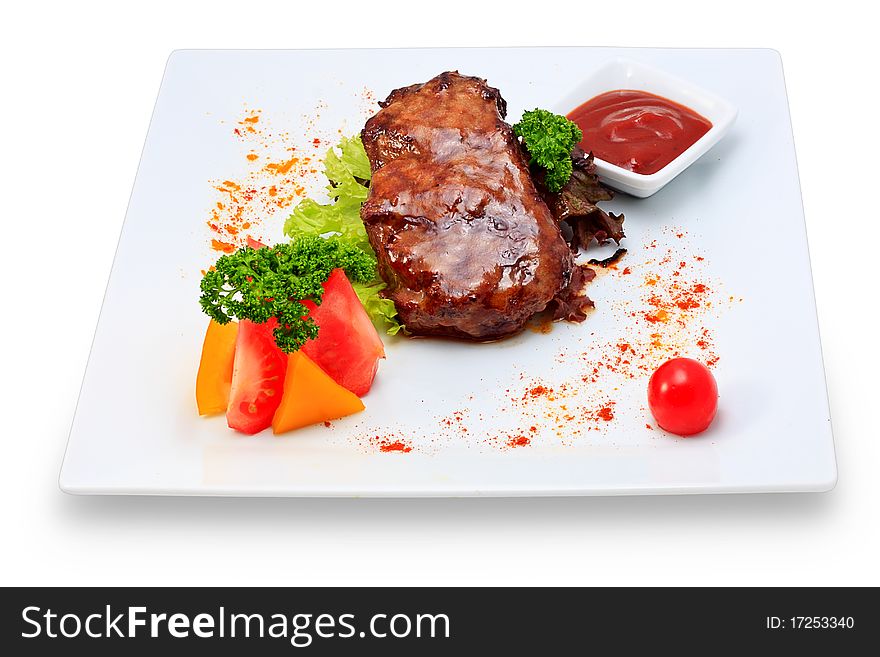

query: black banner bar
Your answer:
[1,587,873,654]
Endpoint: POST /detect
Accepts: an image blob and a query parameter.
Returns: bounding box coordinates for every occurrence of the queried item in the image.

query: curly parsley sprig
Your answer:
[513,109,583,193]
[199,236,376,352]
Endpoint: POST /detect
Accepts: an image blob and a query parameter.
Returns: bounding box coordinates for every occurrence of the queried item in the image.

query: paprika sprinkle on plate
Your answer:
[205,107,332,253]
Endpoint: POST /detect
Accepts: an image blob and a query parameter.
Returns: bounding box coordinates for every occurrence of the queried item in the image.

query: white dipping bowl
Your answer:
[554,57,738,198]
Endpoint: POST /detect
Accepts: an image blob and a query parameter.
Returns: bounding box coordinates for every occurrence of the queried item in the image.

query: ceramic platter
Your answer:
[60,48,836,496]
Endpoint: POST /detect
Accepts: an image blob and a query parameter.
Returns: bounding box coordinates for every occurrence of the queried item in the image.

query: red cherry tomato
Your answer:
[647,358,718,436]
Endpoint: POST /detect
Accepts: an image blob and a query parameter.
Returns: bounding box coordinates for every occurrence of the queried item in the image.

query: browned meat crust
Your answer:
[361,71,578,340]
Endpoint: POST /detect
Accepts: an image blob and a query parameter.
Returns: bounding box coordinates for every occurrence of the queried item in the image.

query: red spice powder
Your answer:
[379,440,412,453]
[358,227,733,452]
[265,156,300,176]
[558,230,726,439]
[644,308,670,324]
[638,274,712,327]
[360,87,378,117]
[356,432,418,454]
[434,409,473,441]
[210,239,236,254]
[596,406,614,421]
[205,107,328,254]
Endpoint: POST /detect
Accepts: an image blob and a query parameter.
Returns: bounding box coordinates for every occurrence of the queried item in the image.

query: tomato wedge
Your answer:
[301,268,385,397]
[226,319,287,435]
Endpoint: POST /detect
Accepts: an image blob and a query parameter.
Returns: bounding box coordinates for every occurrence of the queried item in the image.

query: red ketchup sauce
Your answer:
[567,90,712,175]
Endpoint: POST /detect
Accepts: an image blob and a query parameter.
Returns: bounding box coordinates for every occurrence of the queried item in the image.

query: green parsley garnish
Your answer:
[513,109,583,193]
[199,235,376,352]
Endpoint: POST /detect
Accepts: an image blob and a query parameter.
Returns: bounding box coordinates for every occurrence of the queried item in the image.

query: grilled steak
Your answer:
[360,71,583,340]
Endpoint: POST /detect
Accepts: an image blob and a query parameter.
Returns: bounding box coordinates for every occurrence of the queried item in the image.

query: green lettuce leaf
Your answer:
[324,134,371,187]
[351,280,405,336]
[284,135,373,251]
[285,197,369,250]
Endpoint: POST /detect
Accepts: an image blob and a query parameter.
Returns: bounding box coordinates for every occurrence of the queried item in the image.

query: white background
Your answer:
[1,0,876,586]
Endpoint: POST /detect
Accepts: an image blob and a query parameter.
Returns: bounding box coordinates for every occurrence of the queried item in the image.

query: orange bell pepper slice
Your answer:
[195,320,238,415]
[272,351,365,434]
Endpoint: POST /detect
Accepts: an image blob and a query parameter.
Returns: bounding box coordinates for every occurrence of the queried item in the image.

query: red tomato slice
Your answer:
[301,268,385,397]
[226,319,287,435]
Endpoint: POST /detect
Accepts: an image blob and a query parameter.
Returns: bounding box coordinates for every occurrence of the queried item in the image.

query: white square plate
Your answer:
[60,48,836,496]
